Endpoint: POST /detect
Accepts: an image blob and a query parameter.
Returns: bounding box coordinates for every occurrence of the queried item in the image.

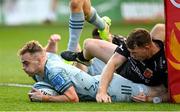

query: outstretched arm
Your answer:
[132,85,169,103]
[45,34,61,53]
[29,86,79,102]
[96,53,127,103]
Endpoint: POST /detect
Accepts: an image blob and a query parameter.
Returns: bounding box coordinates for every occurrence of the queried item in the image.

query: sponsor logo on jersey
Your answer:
[143,68,153,78]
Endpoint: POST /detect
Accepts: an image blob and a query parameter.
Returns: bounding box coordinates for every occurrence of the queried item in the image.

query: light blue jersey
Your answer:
[34,52,150,102]
[34,52,82,94]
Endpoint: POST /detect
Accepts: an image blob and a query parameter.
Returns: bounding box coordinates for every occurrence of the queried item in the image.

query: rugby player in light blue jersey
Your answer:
[18,34,166,102]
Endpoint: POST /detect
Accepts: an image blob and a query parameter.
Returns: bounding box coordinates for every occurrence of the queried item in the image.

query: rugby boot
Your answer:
[98,16,111,41]
[61,51,91,66]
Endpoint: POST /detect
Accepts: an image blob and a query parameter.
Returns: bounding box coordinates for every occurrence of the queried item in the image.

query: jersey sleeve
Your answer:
[114,41,130,58]
[48,67,73,95]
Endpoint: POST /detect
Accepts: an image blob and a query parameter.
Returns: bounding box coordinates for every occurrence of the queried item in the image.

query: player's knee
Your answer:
[70,0,83,11]
[150,23,165,42]
[154,24,165,31]
[83,39,94,51]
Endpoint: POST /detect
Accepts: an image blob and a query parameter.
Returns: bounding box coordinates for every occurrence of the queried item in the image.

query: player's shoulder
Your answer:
[112,34,126,46]
[47,52,62,61]
[152,39,164,49]
[46,52,64,69]
[44,53,68,78]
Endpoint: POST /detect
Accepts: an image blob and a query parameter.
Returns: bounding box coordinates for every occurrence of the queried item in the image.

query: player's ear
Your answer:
[36,51,45,60]
[38,52,46,63]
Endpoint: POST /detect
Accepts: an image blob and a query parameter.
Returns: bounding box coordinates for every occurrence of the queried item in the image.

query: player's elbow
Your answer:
[71,95,79,102]
[67,93,79,102]
[64,86,79,102]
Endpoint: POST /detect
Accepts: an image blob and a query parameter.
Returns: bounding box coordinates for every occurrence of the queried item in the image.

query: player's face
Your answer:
[128,46,149,61]
[20,52,41,77]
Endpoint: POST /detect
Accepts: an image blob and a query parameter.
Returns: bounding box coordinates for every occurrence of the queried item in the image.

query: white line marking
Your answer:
[0,83,32,88]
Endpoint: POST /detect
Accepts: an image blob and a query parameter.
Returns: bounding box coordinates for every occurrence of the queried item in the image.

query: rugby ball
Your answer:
[32,82,58,96]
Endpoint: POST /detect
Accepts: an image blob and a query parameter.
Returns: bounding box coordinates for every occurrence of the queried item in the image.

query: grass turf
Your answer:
[0,86,180,111]
[1,23,179,111]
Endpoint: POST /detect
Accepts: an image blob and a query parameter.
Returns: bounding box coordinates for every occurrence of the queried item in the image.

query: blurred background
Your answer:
[0,0,164,25]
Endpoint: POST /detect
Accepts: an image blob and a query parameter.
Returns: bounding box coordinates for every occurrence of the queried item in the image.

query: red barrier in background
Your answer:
[165,0,180,103]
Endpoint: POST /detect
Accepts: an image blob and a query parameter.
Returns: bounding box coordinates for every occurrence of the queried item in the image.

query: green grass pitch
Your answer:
[0,23,179,111]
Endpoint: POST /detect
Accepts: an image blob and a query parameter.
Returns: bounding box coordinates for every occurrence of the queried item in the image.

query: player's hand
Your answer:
[49,34,61,43]
[96,92,111,103]
[28,88,43,102]
[132,92,147,102]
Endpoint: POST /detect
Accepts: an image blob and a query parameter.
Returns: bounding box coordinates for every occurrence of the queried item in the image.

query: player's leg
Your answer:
[83,39,117,63]
[83,0,105,31]
[150,23,165,42]
[67,0,111,51]
[61,39,117,66]
[83,0,111,40]
[68,0,85,51]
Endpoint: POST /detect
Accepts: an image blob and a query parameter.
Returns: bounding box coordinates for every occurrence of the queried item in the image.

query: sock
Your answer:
[68,12,85,51]
[88,7,105,31]
[77,51,89,61]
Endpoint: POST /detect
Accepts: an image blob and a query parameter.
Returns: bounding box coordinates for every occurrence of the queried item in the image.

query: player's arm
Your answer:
[132,91,169,103]
[43,85,79,102]
[147,92,169,103]
[45,34,61,53]
[132,85,169,103]
[29,86,79,102]
[96,52,127,103]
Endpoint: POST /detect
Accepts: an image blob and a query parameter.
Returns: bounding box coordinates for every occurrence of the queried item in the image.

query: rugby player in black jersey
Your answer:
[61,27,168,103]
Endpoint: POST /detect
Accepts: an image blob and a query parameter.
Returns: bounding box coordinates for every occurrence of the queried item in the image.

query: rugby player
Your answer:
[18,34,167,102]
[60,28,168,102]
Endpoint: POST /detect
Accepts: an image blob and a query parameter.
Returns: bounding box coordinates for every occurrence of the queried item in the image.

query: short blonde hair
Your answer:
[18,40,44,56]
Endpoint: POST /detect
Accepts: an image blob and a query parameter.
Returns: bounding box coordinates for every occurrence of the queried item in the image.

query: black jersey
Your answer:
[115,40,167,87]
